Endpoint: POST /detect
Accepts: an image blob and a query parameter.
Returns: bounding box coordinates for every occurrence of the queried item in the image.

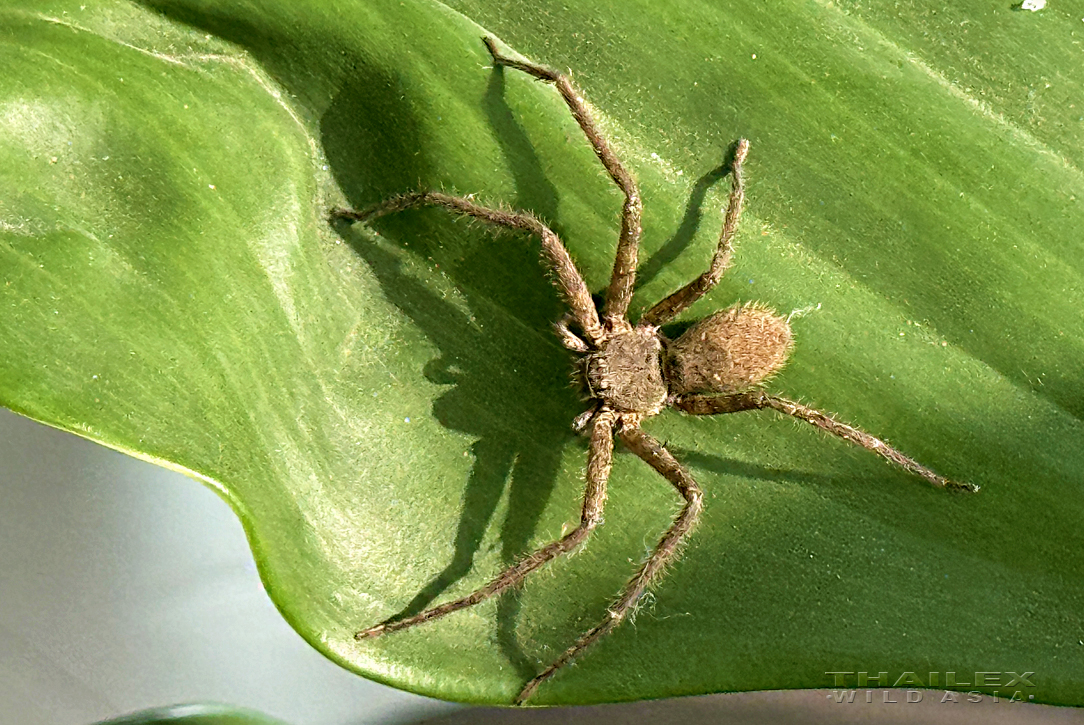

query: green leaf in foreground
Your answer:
[96,704,290,725]
[1,0,1083,706]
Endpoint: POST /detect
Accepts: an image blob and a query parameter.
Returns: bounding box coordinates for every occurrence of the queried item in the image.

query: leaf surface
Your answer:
[1,0,1082,705]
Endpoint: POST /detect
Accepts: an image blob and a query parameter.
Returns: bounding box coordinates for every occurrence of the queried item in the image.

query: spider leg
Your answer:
[639,139,749,327]
[356,411,615,641]
[516,425,704,705]
[554,312,590,352]
[483,37,642,326]
[676,391,979,493]
[571,404,600,434]
[336,192,601,342]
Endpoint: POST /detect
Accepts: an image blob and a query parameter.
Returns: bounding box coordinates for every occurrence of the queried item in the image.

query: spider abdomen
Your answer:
[667,303,793,395]
[585,327,668,415]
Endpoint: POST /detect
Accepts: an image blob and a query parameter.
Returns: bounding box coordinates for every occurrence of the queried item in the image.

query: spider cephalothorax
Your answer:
[336,36,977,706]
[583,325,669,416]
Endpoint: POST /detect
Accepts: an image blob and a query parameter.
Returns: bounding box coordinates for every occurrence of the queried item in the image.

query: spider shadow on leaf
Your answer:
[133,1,610,681]
[634,151,741,296]
[324,58,598,680]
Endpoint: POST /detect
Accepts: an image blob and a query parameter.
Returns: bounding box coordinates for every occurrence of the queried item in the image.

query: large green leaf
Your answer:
[2,0,1082,706]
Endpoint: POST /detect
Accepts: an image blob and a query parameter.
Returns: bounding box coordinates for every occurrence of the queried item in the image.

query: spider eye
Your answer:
[667,304,793,394]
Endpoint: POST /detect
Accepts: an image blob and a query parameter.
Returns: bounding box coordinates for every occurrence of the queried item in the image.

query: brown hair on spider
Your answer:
[667,302,795,396]
[577,301,794,425]
[335,36,978,707]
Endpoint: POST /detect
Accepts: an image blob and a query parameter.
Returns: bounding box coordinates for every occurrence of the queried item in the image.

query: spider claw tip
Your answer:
[355,625,386,640]
[946,479,980,494]
[734,138,750,165]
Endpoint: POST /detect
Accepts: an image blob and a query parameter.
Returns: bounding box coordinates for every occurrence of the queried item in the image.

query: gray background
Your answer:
[1,407,1079,725]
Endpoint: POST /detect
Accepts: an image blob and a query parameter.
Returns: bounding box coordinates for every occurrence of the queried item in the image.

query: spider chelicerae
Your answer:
[335,36,978,705]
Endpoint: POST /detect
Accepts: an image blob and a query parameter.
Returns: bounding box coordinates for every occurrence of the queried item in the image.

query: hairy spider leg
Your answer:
[483,37,642,326]
[337,191,602,342]
[516,426,706,704]
[676,392,980,493]
[554,312,590,352]
[639,138,749,327]
[356,411,616,640]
